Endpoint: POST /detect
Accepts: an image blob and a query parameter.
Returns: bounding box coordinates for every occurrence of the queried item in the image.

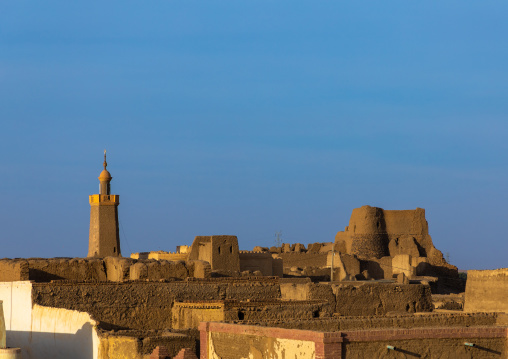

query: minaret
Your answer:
[88,150,121,257]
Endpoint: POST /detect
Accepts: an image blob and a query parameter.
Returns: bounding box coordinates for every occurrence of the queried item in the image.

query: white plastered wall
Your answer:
[0,281,99,359]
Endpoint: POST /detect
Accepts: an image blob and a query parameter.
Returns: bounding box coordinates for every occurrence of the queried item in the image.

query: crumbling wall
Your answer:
[334,206,447,265]
[32,278,281,330]
[282,280,432,316]
[0,258,210,283]
[334,206,459,290]
[327,253,360,280]
[256,312,501,332]
[130,260,188,281]
[27,258,108,282]
[23,276,433,332]
[33,282,178,330]
[464,269,508,313]
[104,257,133,282]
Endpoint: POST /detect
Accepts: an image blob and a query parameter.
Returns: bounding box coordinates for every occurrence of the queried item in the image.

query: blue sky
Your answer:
[0,2,507,269]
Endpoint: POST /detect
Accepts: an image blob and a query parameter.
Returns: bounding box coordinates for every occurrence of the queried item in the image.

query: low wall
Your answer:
[199,321,508,359]
[0,258,210,283]
[252,312,502,331]
[464,268,508,312]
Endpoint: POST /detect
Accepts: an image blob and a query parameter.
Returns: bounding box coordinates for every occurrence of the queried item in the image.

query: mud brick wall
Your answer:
[288,282,433,316]
[277,252,328,268]
[464,268,508,312]
[224,279,280,301]
[28,258,108,282]
[0,257,210,283]
[231,300,326,322]
[253,312,501,332]
[31,277,432,330]
[332,283,433,315]
[32,279,281,330]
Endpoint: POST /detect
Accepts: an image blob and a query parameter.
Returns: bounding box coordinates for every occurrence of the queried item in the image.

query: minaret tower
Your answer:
[88,150,121,257]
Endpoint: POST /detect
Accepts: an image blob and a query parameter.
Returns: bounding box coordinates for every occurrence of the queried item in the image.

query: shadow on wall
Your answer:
[8,322,94,359]
[472,345,502,355]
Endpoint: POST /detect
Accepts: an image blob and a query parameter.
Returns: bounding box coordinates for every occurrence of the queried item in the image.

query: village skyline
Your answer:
[1,2,507,270]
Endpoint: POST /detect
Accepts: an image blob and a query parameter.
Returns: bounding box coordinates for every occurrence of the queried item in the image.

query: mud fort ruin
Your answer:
[0,153,507,359]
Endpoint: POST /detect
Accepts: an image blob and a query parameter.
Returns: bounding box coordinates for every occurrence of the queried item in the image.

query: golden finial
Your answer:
[103,149,107,170]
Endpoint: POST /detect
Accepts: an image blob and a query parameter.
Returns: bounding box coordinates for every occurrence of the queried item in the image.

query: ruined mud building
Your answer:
[0,155,505,358]
[233,205,460,297]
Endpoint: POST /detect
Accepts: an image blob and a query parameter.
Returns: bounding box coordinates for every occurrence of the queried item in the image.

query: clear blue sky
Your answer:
[1,2,507,270]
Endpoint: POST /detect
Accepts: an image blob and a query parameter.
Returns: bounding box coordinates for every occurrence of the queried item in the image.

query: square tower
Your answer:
[88,151,121,257]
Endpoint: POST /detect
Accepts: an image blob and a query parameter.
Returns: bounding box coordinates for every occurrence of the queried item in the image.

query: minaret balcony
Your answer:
[89,194,120,205]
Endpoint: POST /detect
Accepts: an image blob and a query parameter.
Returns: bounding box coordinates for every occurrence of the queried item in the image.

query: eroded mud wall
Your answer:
[0,258,210,283]
[253,312,502,331]
[32,279,281,330]
[32,279,433,331]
